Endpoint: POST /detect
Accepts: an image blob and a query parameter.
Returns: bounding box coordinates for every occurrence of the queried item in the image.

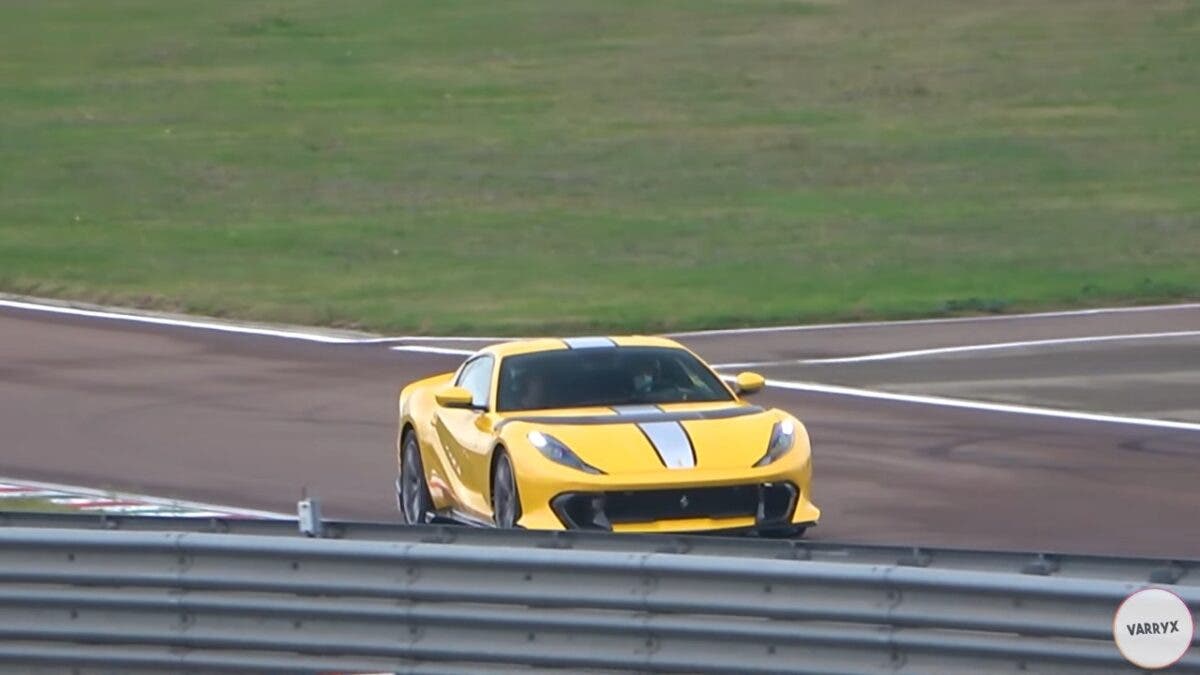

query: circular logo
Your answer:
[1113,588,1193,670]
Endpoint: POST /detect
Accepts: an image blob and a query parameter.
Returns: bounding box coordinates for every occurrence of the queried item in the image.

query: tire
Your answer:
[398,431,433,525]
[491,452,522,528]
[758,525,807,539]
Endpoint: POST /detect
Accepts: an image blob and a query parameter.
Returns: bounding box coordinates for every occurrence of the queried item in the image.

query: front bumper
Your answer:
[552,481,804,532]
[512,449,819,533]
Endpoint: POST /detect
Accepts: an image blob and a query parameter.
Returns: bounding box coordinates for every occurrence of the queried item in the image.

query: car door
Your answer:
[432,355,497,520]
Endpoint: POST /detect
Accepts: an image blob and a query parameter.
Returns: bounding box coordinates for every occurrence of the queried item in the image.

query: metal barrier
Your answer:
[0,525,1196,673]
[2,510,1197,585]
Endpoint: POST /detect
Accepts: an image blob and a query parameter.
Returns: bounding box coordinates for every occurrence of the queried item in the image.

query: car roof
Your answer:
[479,336,686,359]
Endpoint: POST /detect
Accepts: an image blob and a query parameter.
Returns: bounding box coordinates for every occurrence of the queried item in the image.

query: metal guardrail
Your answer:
[1,510,1197,586]
[0,522,1196,673]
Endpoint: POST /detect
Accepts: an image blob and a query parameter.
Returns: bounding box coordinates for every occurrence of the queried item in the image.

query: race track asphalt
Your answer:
[1,302,1198,557]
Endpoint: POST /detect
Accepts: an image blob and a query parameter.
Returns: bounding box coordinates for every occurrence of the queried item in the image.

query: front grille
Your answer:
[552,482,797,530]
[605,485,757,522]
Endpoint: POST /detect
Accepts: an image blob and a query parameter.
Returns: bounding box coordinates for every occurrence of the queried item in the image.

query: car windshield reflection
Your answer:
[496,346,733,412]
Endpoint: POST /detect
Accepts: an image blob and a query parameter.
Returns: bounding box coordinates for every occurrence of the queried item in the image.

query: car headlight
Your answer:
[753,419,796,467]
[528,431,605,475]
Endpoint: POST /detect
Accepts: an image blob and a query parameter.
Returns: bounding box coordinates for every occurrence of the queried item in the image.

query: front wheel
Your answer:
[758,525,807,539]
[491,452,522,528]
[398,431,433,525]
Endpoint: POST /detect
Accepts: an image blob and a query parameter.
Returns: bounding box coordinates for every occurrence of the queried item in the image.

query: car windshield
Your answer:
[496,346,733,412]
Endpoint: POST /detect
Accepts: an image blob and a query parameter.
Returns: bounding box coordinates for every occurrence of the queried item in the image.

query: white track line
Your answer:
[712,330,1200,369]
[669,303,1200,337]
[389,345,477,356]
[763,379,1200,433]
[0,298,370,344]
[0,476,293,519]
[4,296,1198,344]
[378,336,511,342]
[0,298,512,345]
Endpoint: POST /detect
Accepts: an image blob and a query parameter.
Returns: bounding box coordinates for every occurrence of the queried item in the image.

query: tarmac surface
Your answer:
[1,301,1198,557]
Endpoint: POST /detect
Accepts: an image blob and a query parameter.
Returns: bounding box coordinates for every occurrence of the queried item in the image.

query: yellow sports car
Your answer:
[395,336,819,536]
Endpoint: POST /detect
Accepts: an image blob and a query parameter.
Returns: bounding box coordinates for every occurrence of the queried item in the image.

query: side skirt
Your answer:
[434,508,497,528]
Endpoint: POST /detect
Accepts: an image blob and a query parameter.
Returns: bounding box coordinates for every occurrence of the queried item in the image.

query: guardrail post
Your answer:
[297,497,323,538]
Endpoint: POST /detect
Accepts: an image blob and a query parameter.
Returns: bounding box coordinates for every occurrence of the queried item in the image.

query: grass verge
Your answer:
[1,1,1197,334]
[0,498,77,514]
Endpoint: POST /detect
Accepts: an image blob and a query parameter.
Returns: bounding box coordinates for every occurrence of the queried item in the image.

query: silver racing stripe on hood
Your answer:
[637,421,696,469]
[612,404,694,469]
[611,404,661,415]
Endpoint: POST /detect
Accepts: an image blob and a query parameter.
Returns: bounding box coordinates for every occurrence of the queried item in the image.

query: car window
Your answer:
[496,346,732,412]
[455,355,494,409]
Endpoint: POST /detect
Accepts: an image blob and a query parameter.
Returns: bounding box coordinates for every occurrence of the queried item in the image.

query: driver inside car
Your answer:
[515,371,548,410]
[631,358,663,397]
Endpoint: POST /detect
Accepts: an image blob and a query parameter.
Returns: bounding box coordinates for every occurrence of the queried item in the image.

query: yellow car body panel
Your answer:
[397,337,820,534]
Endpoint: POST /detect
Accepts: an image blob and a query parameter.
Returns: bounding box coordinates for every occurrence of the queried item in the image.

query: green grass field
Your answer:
[1,0,1197,334]
[0,498,75,514]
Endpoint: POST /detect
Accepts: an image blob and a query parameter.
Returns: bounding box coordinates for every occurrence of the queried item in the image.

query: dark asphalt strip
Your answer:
[1,305,1198,557]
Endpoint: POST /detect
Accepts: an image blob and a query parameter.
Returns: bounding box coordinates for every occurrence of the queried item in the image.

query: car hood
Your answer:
[499,402,784,474]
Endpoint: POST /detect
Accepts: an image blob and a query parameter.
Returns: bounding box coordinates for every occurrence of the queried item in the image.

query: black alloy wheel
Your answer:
[399,431,433,525]
[491,452,522,528]
[758,525,807,539]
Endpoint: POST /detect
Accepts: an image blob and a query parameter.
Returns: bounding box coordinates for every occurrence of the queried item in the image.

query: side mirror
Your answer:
[435,386,477,409]
[734,371,766,396]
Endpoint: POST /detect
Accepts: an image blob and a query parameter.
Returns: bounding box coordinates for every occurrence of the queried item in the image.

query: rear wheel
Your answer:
[398,431,433,525]
[491,452,522,528]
